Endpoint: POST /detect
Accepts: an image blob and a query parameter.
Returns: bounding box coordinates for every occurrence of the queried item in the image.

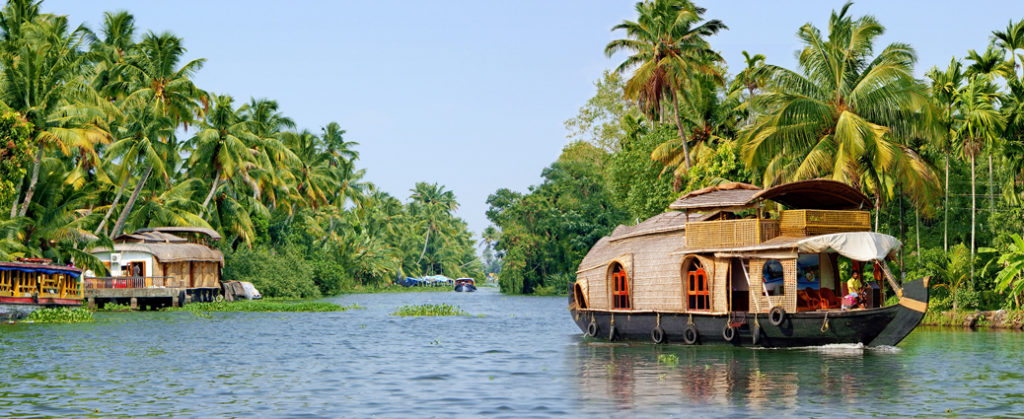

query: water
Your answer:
[1,287,1023,418]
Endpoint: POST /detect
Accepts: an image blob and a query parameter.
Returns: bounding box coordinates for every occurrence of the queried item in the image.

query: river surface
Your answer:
[1,287,1023,418]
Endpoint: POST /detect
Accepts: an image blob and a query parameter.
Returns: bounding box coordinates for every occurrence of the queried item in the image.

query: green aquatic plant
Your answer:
[391,303,468,317]
[657,354,679,366]
[26,307,94,323]
[164,300,361,313]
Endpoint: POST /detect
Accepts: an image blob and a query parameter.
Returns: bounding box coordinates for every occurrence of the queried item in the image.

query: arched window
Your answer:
[684,258,710,311]
[574,283,588,309]
[610,263,630,309]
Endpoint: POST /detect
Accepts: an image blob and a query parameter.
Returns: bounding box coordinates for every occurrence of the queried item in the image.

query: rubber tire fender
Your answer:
[769,306,786,327]
[722,325,736,342]
[651,327,667,344]
[586,321,599,337]
[683,325,699,345]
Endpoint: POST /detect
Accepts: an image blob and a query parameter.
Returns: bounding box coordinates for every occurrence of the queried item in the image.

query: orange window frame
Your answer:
[687,268,710,311]
[612,267,631,309]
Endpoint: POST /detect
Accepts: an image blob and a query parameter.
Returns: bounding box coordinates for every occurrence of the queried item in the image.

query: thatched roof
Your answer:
[668,182,762,211]
[609,211,716,242]
[751,179,872,210]
[134,226,222,241]
[90,243,224,265]
[114,231,188,243]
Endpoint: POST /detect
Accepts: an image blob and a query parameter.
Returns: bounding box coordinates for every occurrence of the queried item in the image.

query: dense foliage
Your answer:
[0,1,483,297]
[488,0,1024,306]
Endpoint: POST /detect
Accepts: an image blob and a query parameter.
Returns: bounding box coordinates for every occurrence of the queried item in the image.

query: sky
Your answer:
[42,0,1024,239]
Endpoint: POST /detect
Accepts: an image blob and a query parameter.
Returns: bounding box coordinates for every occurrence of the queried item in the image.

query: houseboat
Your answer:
[569,180,929,347]
[454,278,477,292]
[0,258,83,320]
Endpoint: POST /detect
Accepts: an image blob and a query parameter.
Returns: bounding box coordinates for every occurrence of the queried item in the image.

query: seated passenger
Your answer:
[842,271,865,310]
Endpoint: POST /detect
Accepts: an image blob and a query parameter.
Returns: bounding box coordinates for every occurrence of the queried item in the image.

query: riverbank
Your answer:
[921,309,1024,329]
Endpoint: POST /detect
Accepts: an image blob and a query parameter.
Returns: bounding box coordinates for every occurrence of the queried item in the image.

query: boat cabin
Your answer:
[573,180,901,316]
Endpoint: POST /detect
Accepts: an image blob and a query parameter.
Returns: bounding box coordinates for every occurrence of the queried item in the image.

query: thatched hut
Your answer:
[89,227,224,289]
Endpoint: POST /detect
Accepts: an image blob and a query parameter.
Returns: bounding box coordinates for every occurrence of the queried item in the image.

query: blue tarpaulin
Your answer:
[0,266,81,278]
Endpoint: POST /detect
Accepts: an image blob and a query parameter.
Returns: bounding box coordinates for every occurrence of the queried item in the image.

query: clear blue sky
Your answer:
[43,0,1024,238]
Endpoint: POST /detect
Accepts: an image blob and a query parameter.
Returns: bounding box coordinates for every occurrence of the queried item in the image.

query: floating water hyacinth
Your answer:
[391,303,468,317]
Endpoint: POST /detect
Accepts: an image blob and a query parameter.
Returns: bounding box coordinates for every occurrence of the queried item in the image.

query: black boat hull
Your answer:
[570,277,929,348]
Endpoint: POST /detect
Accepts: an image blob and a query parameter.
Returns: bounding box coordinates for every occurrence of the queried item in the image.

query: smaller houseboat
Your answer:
[0,258,83,320]
[454,278,477,292]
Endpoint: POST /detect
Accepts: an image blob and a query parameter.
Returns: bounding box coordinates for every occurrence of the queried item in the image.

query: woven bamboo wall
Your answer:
[779,210,870,236]
[747,258,797,313]
[712,258,729,312]
[631,233,686,311]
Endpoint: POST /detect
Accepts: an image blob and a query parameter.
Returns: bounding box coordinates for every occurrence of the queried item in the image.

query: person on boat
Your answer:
[842,271,865,310]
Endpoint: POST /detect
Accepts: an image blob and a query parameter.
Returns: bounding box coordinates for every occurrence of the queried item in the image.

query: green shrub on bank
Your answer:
[26,307,93,323]
[164,300,360,313]
[223,247,321,299]
[533,272,574,296]
[391,303,468,317]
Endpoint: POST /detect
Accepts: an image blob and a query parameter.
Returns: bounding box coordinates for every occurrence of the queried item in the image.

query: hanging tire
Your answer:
[651,327,666,344]
[608,325,617,341]
[722,325,736,342]
[769,306,786,326]
[683,325,699,345]
[586,322,599,337]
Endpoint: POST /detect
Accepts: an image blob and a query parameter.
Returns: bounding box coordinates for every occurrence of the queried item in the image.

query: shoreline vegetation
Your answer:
[163,300,362,313]
[922,309,1024,329]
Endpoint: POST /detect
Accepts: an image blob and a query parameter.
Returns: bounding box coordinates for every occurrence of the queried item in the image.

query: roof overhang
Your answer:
[751,179,872,210]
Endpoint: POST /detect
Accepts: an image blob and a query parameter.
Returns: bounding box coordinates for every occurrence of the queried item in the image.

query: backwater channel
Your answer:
[1,286,1023,418]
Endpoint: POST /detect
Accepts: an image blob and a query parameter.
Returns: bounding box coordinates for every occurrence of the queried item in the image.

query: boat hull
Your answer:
[570,277,928,348]
[0,298,83,321]
[454,284,477,292]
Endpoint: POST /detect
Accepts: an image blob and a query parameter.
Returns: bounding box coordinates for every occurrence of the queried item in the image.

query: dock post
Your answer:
[171,295,179,307]
[130,297,138,310]
[88,297,95,310]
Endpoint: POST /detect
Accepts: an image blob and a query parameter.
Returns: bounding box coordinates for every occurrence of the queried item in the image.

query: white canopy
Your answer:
[796,232,902,262]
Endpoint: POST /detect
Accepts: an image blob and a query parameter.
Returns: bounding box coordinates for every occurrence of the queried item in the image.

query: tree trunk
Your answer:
[416,226,431,264]
[915,207,921,266]
[989,152,995,216]
[970,154,976,282]
[94,174,131,235]
[944,154,949,252]
[671,90,692,170]
[874,195,881,232]
[201,169,221,212]
[17,147,44,217]
[111,165,153,238]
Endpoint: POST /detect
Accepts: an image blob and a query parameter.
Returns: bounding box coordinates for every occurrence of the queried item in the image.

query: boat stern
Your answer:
[867,276,930,347]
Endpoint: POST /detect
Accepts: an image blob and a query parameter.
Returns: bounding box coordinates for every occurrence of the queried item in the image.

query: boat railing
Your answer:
[686,218,780,248]
[779,210,870,236]
[84,276,184,289]
[0,271,82,299]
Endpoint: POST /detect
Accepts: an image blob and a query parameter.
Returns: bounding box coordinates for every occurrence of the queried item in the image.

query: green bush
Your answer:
[164,300,359,312]
[534,272,574,296]
[310,259,353,296]
[953,286,980,311]
[223,246,321,298]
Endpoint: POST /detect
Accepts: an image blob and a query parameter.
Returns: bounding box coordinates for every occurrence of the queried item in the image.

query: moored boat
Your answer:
[0,258,84,320]
[454,278,477,292]
[569,180,929,347]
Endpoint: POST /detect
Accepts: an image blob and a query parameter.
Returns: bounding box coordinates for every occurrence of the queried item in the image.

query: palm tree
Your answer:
[965,45,1012,216]
[735,50,766,96]
[0,11,109,219]
[409,182,458,269]
[739,3,939,222]
[605,0,726,171]
[955,75,1005,281]
[926,58,965,251]
[187,94,258,212]
[993,19,1024,78]
[106,31,206,237]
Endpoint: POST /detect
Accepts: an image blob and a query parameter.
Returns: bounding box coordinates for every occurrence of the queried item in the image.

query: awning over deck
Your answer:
[796,232,901,262]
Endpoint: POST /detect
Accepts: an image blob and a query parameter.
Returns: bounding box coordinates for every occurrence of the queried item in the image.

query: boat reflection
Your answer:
[571,340,907,414]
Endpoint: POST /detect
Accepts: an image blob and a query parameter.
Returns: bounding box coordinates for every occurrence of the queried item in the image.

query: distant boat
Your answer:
[454,278,476,292]
[0,258,84,320]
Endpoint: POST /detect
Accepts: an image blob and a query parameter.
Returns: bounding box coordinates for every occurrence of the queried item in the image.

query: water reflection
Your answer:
[572,341,909,417]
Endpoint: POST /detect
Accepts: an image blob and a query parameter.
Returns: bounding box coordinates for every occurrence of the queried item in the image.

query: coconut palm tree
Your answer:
[926,58,965,251]
[965,45,1012,216]
[186,94,258,212]
[605,0,726,171]
[955,75,1005,281]
[739,3,939,221]
[409,182,458,269]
